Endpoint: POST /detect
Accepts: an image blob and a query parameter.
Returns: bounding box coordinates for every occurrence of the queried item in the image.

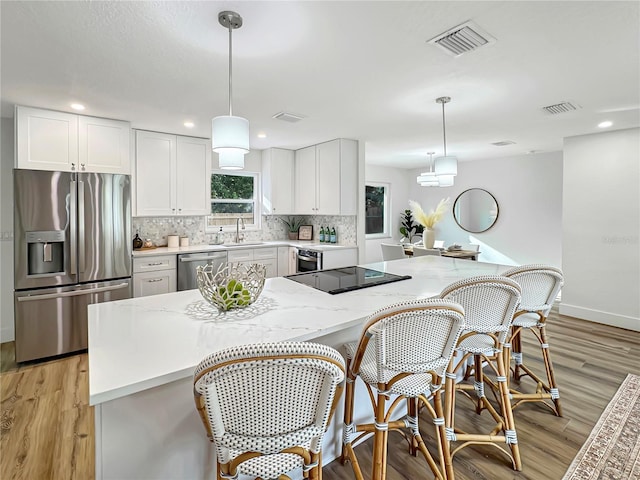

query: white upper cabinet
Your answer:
[134,130,210,217]
[78,116,130,173]
[262,148,294,215]
[294,139,358,216]
[15,106,130,174]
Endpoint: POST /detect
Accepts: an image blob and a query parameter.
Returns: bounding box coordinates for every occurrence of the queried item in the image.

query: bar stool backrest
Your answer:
[502,265,564,315]
[194,342,345,462]
[439,275,521,342]
[353,299,465,381]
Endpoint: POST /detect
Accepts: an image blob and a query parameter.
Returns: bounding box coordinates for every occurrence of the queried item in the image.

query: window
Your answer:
[207,172,260,230]
[365,183,390,238]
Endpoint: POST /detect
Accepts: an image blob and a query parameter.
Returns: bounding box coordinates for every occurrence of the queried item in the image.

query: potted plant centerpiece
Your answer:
[409,198,450,248]
[399,209,424,244]
[279,216,306,240]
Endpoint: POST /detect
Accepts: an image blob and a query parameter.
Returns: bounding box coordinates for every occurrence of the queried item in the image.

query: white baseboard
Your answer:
[559,303,640,332]
[0,325,15,344]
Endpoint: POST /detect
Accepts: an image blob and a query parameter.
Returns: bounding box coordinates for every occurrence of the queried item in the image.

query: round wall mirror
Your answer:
[453,188,499,233]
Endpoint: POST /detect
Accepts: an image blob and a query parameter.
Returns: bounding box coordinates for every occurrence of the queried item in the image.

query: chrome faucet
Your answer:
[235,217,245,243]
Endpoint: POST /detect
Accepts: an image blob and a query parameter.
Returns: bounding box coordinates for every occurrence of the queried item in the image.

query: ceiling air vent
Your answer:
[542,102,581,115]
[272,111,305,123]
[428,21,496,57]
[491,140,516,146]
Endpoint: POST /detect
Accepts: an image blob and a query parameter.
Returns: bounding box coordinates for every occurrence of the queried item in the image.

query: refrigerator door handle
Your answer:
[70,180,77,275]
[16,282,130,302]
[78,180,86,273]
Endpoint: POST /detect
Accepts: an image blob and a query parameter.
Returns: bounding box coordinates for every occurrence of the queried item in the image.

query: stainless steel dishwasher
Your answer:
[177,251,228,291]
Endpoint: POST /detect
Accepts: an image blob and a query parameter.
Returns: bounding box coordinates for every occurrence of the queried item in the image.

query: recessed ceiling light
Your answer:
[257,133,267,139]
[70,103,85,111]
[184,121,195,128]
[598,121,613,128]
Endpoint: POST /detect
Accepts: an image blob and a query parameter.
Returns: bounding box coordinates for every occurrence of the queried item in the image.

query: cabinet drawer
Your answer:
[133,255,177,273]
[227,249,254,262]
[133,270,177,297]
[253,247,277,260]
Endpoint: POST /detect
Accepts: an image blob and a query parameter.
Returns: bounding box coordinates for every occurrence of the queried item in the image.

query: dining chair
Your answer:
[439,275,523,471]
[501,264,564,416]
[434,240,445,249]
[413,246,442,257]
[380,243,407,261]
[194,342,346,480]
[341,299,465,480]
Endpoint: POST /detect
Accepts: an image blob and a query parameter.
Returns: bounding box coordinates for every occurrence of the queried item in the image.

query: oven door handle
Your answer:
[297,254,318,262]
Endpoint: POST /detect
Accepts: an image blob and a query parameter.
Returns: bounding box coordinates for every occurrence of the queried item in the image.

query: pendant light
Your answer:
[213,11,250,170]
[434,96,458,178]
[417,152,439,186]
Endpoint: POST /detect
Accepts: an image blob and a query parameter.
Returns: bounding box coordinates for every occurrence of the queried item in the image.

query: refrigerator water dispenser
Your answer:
[26,230,65,275]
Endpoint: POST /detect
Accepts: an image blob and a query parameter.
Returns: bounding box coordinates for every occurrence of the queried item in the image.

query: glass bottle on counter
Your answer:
[133,232,143,250]
[330,227,337,244]
[319,226,325,242]
[326,226,331,242]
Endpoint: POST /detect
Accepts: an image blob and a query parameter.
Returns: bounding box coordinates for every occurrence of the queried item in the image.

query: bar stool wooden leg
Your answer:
[371,390,388,480]
[496,349,521,471]
[539,325,563,417]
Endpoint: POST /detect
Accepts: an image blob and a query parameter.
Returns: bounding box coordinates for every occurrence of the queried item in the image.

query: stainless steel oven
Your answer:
[297,249,322,272]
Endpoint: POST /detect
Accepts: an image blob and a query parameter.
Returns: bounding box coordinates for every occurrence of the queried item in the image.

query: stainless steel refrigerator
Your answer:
[14,169,132,362]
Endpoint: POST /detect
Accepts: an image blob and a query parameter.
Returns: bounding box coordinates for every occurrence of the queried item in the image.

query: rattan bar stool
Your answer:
[502,264,564,416]
[193,342,346,480]
[438,275,522,471]
[340,299,465,480]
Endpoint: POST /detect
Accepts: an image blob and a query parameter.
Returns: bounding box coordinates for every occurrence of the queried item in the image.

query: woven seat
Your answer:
[502,264,564,416]
[341,299,465,480]
[439,275,522,471]
[194,342,345,480]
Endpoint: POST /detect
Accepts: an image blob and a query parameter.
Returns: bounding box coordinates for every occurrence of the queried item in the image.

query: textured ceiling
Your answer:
[1,1,638,168]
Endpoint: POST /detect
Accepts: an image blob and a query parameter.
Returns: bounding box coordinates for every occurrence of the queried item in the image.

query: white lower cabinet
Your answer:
[132,255,177,297]
[228,247,278,279]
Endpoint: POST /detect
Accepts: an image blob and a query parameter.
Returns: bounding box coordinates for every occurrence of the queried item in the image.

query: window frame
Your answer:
[365,182,391,239]
[205,170,262,233]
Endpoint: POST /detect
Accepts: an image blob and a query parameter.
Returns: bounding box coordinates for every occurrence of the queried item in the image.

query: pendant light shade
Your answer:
[417,152,440,187]
[438,175,455,187]
[212,116,250,155]
[217,151,245,170]
[213,11,249,170]
[435,96,457,179]
[434,155,458,176]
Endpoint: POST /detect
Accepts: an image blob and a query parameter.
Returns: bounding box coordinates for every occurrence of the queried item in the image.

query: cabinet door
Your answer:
[15,106,78,171]
[277,246,290,276]
[316,140,341,215]
[133,269,177,297]
[79,116,131,174]
[262,148,294,215]
[135,131,177,216]
[253,258,277,279]
[288,246,297,274]
[176,136,210,216]
[294,145,317,214]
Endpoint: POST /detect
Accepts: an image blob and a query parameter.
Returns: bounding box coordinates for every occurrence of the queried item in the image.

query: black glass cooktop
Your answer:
[285,266,412,295]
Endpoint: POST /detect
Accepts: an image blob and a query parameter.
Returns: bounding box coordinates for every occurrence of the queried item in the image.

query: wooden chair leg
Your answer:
[539,325,562,416]
[496,349,521,471]
[371,392,388,480]
[433,389,455,480]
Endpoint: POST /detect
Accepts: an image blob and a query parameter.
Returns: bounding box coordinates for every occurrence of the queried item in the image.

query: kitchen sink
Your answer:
[221,242,266,247]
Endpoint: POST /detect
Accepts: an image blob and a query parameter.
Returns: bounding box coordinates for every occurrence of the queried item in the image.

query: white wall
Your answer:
[408,152,563,267]
[1,118,15,342]
[561,128,639,331]
[364,165,411,264]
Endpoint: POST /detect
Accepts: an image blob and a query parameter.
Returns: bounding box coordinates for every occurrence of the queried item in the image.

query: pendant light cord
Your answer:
[441,101,447,157]
[228,24,233,116]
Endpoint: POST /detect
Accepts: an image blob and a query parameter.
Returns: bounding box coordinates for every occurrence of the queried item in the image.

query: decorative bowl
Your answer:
[196,262,266,311]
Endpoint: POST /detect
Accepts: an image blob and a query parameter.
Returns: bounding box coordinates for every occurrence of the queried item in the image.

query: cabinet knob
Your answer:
[178,208,182,212]
[172,208,176,212]
[71,163,76,171]
[80,163,85,170]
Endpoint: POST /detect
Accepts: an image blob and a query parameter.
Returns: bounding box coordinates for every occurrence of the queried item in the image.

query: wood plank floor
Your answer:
[1,313,639,480]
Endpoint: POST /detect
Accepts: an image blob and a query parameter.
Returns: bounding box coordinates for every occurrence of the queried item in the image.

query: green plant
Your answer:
[400,209,424,241]
[279,216,306,232]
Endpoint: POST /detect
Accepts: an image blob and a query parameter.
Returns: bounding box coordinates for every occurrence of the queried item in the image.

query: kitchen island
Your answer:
[89,256,509,480]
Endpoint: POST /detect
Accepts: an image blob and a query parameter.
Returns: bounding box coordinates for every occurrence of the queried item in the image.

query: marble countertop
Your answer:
[132,241,357,257]
[88,256,508,405]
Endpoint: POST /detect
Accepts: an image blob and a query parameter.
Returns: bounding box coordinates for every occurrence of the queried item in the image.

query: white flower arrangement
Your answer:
[408,198,450,229]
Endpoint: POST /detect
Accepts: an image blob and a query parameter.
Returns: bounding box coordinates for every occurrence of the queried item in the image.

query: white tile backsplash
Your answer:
[132,215,357,247]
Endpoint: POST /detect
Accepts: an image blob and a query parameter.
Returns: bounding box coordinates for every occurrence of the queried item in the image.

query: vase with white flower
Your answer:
[408,198,450,249]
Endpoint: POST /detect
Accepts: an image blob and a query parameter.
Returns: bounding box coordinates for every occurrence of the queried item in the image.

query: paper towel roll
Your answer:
[167,235,179,248]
